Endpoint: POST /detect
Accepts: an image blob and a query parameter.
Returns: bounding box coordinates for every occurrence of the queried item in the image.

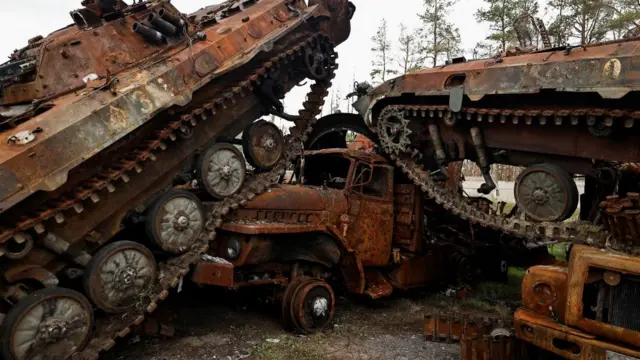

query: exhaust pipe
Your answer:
[133,22,167,45]
[159,8,186,31]
[148,12,177,36]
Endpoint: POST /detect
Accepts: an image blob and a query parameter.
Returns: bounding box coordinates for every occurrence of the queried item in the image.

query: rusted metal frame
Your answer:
[565,245,640,347]
[325,224,366,294]
[515,309,640,360]
[520,265,568,323]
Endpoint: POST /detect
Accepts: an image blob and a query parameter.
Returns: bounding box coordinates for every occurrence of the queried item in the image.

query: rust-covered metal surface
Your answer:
[0,0,354,359]
[194,148,430,304]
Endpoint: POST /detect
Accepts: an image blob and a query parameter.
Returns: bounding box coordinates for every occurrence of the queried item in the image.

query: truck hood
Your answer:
[242,184,348,212]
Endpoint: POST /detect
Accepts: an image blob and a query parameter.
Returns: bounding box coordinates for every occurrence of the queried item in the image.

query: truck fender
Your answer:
[326,225,365,294]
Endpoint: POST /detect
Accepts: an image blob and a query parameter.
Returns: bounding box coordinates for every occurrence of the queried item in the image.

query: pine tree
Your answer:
[419,0,462,67]
[547,0,614,45]
[397,25,424,74]
[370,19,397,84]
[475,0,518,52]
[604,0,640,39]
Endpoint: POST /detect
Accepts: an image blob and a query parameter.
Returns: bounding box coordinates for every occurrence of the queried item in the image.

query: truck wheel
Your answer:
[281,276,312,330]
[242,120,285,171]
[1,288,93,360]
[196,143,246,200]
[84,241,157,313]
[289,279,335,334]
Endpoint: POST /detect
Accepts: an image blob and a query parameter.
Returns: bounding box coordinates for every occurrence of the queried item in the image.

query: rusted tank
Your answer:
[192,147,463,333]
[0,1,354,359]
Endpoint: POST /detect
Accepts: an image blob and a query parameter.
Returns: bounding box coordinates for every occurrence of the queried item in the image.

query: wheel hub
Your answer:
[262,136,276,151]
[173,211,190,231]
[312,296,328,318]
[115,266,138,289]
[221,165,233,178]
[37,318,67,343]
[532,188,549,205]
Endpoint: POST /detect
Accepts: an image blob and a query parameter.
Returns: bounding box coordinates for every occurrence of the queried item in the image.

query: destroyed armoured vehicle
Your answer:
[0,0,354,359]
[353,23,640,360]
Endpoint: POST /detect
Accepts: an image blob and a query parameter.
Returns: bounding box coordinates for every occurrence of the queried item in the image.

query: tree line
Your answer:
[371,0,640,84]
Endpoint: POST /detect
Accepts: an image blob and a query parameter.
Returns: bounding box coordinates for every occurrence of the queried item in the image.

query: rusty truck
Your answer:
[191,147,461,333]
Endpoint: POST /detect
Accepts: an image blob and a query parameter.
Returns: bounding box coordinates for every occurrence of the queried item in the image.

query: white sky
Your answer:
[0,0,493,125]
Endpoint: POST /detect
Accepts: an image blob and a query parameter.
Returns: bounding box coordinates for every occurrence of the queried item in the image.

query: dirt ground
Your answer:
[102,284,472,360]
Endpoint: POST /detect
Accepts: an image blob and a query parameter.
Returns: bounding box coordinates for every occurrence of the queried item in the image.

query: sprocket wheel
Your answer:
[377,108,412,156]
[1,288,94,360]
[304,41,332,80]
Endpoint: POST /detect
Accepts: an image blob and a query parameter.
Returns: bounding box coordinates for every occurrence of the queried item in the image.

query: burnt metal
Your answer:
[0,1,354,359]
[243,120,286,171]
[158,8,186,30]
[133,22,167,45]
[147,13,178,37]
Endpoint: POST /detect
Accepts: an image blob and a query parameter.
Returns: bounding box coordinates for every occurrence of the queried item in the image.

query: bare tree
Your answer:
[396,25,424,74]
[370,18,397,84]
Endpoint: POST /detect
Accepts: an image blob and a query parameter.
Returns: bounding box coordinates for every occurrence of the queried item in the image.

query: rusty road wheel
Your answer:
[289,279,335,334]
[514,164,579,222]
[146,189,204,254]
[197,143,246,200]
[242,120,285,171]
[84,241,157,313]
[1,287,93,360]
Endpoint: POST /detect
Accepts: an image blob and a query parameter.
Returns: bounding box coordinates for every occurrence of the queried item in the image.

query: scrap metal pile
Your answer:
[0,0,354,359]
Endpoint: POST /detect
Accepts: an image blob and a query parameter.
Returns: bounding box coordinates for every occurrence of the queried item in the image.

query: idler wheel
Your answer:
[196,143,246,200]
[1,288,93,360]
[84,241,157,313]
[146,189,204,254]
[514,164,578,222]
[289,279,335,334]
[242,120,285,171]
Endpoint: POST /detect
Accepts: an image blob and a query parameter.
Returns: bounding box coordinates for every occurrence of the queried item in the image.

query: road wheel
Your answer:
[1,288,93,360]
[242,120,285,171]
[289,279,335,334]
[196,143,246,200]
[515,164,579,222]
[84,241,157,313]
[146,189,204,254]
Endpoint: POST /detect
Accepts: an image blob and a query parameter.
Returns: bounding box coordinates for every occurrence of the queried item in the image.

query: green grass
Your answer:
[252,335,329,360]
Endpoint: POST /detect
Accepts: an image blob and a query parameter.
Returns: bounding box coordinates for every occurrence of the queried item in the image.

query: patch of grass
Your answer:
[548,243,570,262]
[252,335,329,360]
[459,298,495,313]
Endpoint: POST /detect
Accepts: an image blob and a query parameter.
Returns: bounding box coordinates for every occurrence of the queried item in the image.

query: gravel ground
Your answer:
[103,285,462,360]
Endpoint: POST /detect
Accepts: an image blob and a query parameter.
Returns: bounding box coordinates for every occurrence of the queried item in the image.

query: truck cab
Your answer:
[192,148,444,333]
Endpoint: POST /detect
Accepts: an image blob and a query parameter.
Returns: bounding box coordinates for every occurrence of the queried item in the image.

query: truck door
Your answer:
[346,162,394,267]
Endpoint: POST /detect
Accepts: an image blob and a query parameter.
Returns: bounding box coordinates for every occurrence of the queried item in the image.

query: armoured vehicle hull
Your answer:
[0,1,354,359]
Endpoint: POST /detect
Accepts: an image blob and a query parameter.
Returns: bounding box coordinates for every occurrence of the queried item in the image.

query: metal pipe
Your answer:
[4,233,33,260]
[148,13,177,36]
[428,123,449,179]
[159,8,186,31]
[133,22,166,45]
[470,126,496,194]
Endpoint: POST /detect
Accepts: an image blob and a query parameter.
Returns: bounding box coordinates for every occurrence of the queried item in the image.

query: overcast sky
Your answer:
[0,0,493,124]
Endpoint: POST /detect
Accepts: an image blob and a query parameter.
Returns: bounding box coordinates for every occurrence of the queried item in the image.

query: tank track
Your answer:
[375,104,620,252]
[0,33,336,360]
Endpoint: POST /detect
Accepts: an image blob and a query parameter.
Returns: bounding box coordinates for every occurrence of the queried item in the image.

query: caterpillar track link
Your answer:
[354,37,640,254]
[0,1,353,359]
